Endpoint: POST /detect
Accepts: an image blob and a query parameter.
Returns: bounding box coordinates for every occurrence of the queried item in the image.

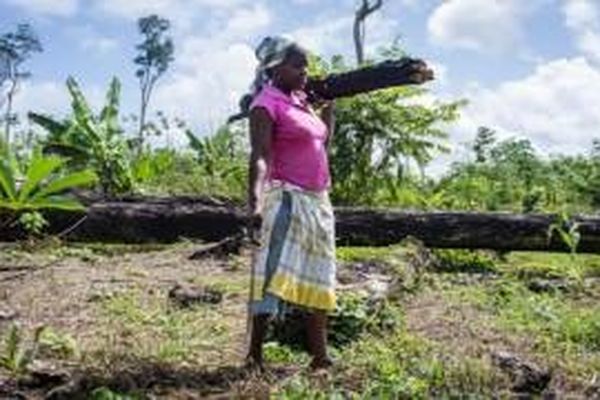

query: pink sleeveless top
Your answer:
[250,84,331,192]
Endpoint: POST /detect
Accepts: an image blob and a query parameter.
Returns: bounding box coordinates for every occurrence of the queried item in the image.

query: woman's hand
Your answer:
[318,99,335,147]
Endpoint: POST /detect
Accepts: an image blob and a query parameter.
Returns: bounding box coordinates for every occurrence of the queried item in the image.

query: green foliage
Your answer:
[18,211,48,236]
[0,23,43,143]
[0,148,96,214]
[263,342,307,364]
[131,148,177,185]
[310,52,464,206]
[329,293,400,347]
[134,14,174,147]
[99,289,231,363]
[185,125,248,199]
[499,251,600,280]
[548,212,581,256]
[431,249,498,274]
[30,77,133,195]
[0,324,45,376]
[479,281,600,351]
[436,129,599,212]
[336,245,396,263]
[90,387,140,400]
[344,330,501,398]
[38,327,79,359]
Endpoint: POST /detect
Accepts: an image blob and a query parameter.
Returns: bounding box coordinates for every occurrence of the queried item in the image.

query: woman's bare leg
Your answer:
[246,314,268,370]
[306,311,332,369]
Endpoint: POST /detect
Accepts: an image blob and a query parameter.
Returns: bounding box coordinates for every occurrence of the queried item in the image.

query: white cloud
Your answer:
[13,81,69,117]
[428,0,523,53]
[288,16,353,56]
[224,4,271,39]
[153,39,256,142]
[427,0,550,54]
[151,4,271,140]
[82,37,119,54]
[563,0,600,63]
[3,0,78,16]
[68,25,120,55]
[455,57,600,157]
[12,79,105,120]
[288,11,399,60]
[93,0,252,26]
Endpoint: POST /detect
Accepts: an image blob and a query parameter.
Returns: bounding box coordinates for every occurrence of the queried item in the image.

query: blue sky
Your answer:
[2,0,600,174]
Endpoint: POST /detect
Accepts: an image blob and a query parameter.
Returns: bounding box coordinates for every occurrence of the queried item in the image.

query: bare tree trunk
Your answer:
[137,73,157,156]
[138,89,146,154]
[4,77,17,144]
[353,0,383,65]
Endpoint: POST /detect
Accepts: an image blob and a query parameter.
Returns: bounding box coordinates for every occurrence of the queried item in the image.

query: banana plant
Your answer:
[29,76,133,195]
[0,148,96,211]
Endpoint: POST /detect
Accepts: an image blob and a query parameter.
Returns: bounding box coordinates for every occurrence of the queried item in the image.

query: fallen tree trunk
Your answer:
[1,198,599,253]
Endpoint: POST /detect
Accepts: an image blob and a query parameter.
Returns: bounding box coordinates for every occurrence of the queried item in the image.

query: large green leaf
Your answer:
[66,76,102,144]
[0,159,17,201]
[0,199,19,210]
[28,112,69,138]
[42,142,90,161]
[32,169,97,200]
[27,195,85,211]
[18,151,66,202]
[99,77,121,137]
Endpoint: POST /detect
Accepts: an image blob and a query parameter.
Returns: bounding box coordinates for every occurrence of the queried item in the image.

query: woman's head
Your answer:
[268,44,308,91]
[255,37,309,92]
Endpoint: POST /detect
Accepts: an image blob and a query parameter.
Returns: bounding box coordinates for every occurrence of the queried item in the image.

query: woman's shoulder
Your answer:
[250,86,280,121]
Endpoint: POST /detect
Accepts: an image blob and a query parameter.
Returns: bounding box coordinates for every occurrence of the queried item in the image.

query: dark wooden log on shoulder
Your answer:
[228,58,433,123]
[305,58,433,102]
[1,198,599,253]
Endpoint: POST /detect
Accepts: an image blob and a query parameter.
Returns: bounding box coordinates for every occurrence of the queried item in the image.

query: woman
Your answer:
[246,36,336,371]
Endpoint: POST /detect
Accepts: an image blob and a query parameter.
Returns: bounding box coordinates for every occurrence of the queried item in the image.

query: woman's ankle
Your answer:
[244,353,265,372]
[309,354,333,370]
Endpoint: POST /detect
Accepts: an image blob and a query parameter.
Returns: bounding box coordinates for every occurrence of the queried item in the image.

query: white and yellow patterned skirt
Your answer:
[250,183,337,315]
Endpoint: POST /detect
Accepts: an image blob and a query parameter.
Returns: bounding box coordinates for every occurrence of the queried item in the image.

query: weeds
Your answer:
[0,324,45,377]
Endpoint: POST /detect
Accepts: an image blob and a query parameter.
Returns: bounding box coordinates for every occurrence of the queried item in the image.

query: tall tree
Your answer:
[134,15,174,154]
[353,0,383,65]
[0,24,42,144]
[309,53,464,205]
[472,126,496,163]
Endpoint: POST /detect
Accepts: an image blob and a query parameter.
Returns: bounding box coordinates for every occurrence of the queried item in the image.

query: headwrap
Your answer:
[250,36,299,96]
[231,36,305,121]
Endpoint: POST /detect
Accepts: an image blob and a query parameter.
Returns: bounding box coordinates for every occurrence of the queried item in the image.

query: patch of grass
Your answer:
[90,387,142,400]
[444,278,600,386]
[0,324,45,377]
[275,299,505,398]
[491,284,600,351]
[38,327,79,360]
[96,289,235,364]
[432,249,498,274]
[263,342,307,364]
[339,330,505,398]
[186,275,248,296]
[500,252,600,280]
[276,375,350,399]
[336,246,398,263]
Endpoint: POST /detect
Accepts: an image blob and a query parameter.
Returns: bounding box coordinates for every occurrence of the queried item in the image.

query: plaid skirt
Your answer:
[250,182,337,315]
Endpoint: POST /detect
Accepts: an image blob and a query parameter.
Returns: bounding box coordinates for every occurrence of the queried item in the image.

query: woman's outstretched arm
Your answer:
[248,107,274,220]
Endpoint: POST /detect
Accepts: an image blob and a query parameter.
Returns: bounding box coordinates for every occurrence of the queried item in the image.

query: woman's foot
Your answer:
[308,355,333,371]
[244,355,265,374]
